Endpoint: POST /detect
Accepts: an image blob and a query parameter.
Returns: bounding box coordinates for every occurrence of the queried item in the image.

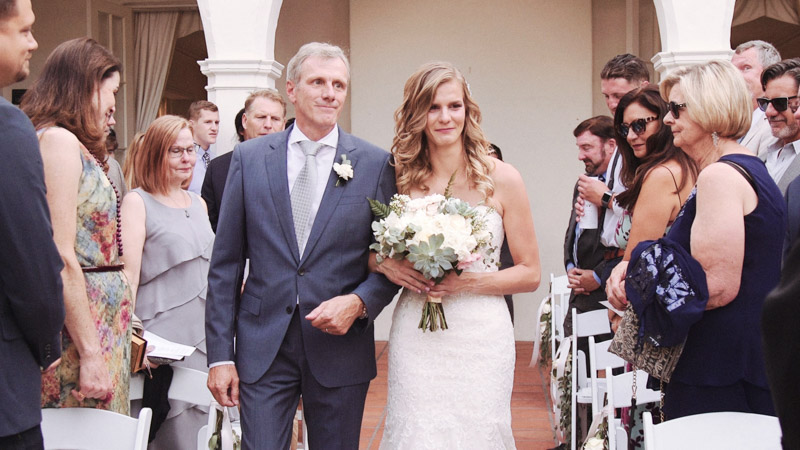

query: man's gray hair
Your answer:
[735,40,781,68]
[286,42,350,83]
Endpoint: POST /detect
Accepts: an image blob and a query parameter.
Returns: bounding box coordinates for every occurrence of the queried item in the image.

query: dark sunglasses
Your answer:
[756,96,799,112]
[618,116,658,138]
[668,101,687,119]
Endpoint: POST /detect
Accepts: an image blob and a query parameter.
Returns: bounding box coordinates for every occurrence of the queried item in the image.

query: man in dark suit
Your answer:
[0,0,66,447]
[205,42,398,450]
[202,90,287,231]
[762,237,800,449]
[563,116,617,336]
[783,174,800,259]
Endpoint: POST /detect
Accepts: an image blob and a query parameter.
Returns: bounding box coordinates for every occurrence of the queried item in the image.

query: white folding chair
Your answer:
[42,407,152,450]
[643,411,782,450]
[570,308,612,450]
[605,366,662,450]
[588,336,625,416]
[550,273,571,341]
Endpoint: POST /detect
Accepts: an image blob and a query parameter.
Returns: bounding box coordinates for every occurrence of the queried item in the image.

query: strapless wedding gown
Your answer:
[380,207,516,449]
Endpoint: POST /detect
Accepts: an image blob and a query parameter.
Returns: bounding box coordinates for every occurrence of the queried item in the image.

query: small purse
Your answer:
[608,305,685,383]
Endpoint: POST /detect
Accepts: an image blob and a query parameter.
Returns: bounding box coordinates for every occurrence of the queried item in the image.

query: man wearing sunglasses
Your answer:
[759,60,800,195]
[732,40,781,156]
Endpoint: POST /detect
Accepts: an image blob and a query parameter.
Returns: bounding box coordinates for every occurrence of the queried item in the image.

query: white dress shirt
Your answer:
[600,148,625,248]
[187,143,214,194]
[765,139,800,185]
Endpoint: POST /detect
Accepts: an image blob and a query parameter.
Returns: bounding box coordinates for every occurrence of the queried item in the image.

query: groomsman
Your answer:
[0,0,66,447]
[186,100,219,194]
[202,90,287,231]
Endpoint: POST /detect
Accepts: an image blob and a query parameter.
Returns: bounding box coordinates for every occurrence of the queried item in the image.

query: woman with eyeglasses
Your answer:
[618,60,785,419]
[605,85,697,320]
[121,115,214,449]
[22,38,132,414]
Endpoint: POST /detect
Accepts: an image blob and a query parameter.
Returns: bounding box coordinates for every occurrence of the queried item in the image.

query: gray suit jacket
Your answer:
[760,141,800,196]
[205,125,398,387]
[0,98,65,436]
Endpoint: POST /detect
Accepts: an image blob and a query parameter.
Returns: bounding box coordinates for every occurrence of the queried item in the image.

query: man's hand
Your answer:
[567,267,600,295]
[305,294,363,335]
[208,364,240,407]
[577,174,608,207]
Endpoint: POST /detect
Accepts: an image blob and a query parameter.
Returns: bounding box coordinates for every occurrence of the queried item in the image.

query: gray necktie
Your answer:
[291,140,321,255]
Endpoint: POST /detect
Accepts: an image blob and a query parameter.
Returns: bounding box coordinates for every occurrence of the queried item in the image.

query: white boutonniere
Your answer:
[333,154,353,186]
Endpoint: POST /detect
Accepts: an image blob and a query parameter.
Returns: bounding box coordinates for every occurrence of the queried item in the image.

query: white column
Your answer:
[651,0,736,78]
[196,0,284,155]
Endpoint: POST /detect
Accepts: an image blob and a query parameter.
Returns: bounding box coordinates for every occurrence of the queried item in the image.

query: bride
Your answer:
[373,62,541,449]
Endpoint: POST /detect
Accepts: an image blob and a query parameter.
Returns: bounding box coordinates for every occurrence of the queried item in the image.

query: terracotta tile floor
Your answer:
[357,341,557,450]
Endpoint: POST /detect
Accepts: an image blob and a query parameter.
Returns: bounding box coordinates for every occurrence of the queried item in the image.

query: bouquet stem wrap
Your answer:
[419,294,448,332]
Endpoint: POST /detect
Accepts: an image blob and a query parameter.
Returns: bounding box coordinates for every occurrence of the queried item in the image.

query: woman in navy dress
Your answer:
[656,60,785,418]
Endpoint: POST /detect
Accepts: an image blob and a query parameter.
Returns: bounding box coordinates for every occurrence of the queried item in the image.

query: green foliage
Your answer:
[406,234,458,283]
[368,197,391,219]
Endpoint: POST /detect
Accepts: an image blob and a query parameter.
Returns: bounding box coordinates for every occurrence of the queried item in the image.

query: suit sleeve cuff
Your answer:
[209,361,235,368]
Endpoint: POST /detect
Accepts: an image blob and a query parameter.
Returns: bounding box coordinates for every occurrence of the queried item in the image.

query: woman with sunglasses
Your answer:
[121,115,214,449]
[605,85,697,319]
[618,60,785,419]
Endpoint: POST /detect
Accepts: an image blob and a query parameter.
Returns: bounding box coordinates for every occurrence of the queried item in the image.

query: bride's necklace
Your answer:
[162,190,191,218]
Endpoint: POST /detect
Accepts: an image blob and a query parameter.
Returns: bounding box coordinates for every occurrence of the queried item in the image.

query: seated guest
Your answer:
[648,60,783,419]
[121,115,214,450]
[23,37,132,414]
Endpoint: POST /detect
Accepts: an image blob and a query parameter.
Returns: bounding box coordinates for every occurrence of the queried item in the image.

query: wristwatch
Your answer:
[601,191,613,209]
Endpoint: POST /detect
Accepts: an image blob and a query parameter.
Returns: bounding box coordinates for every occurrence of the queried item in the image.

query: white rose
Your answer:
[333,162,353,180]
[583,437,605,450]
[542,302,551,314]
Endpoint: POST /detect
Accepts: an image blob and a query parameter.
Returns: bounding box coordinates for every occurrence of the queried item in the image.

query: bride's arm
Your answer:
[369,253,433,294]
[430,161,541,296]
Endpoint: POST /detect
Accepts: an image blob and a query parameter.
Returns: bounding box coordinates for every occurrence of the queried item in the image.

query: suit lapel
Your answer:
[779,153,800,194]
[265,128,302,263]
[301,128,358,262]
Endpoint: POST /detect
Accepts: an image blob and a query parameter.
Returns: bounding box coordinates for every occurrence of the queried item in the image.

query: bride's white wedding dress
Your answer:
[380,207,516,450]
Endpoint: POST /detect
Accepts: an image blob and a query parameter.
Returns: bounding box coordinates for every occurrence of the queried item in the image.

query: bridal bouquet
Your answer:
[368,192,495,331]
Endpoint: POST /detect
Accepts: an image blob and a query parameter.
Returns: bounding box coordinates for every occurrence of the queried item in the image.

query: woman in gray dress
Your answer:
[121,114,214,449]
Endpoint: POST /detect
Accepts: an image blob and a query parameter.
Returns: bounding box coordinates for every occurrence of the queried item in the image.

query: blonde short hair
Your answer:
[660,60,751,140]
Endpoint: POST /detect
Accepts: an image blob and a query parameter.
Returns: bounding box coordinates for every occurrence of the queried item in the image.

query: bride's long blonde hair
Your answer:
[392,62,495,199]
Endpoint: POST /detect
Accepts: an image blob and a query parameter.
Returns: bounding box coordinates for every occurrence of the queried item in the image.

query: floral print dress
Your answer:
[41,140,132,414]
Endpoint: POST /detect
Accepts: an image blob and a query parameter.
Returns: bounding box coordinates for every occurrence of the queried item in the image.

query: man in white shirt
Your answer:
[568,54,649,298]
[760,60,800,195]
[186,100,219,194]
[732,40,781,156]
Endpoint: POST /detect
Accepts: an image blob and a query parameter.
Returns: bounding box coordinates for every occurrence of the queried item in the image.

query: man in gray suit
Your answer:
[205,42,398,450]
[0,0,65,448]
[760,60,800,195]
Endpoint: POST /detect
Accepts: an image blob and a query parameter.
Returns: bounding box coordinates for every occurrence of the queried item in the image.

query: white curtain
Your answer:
[134,11,203,133]
[733,0,800,26]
